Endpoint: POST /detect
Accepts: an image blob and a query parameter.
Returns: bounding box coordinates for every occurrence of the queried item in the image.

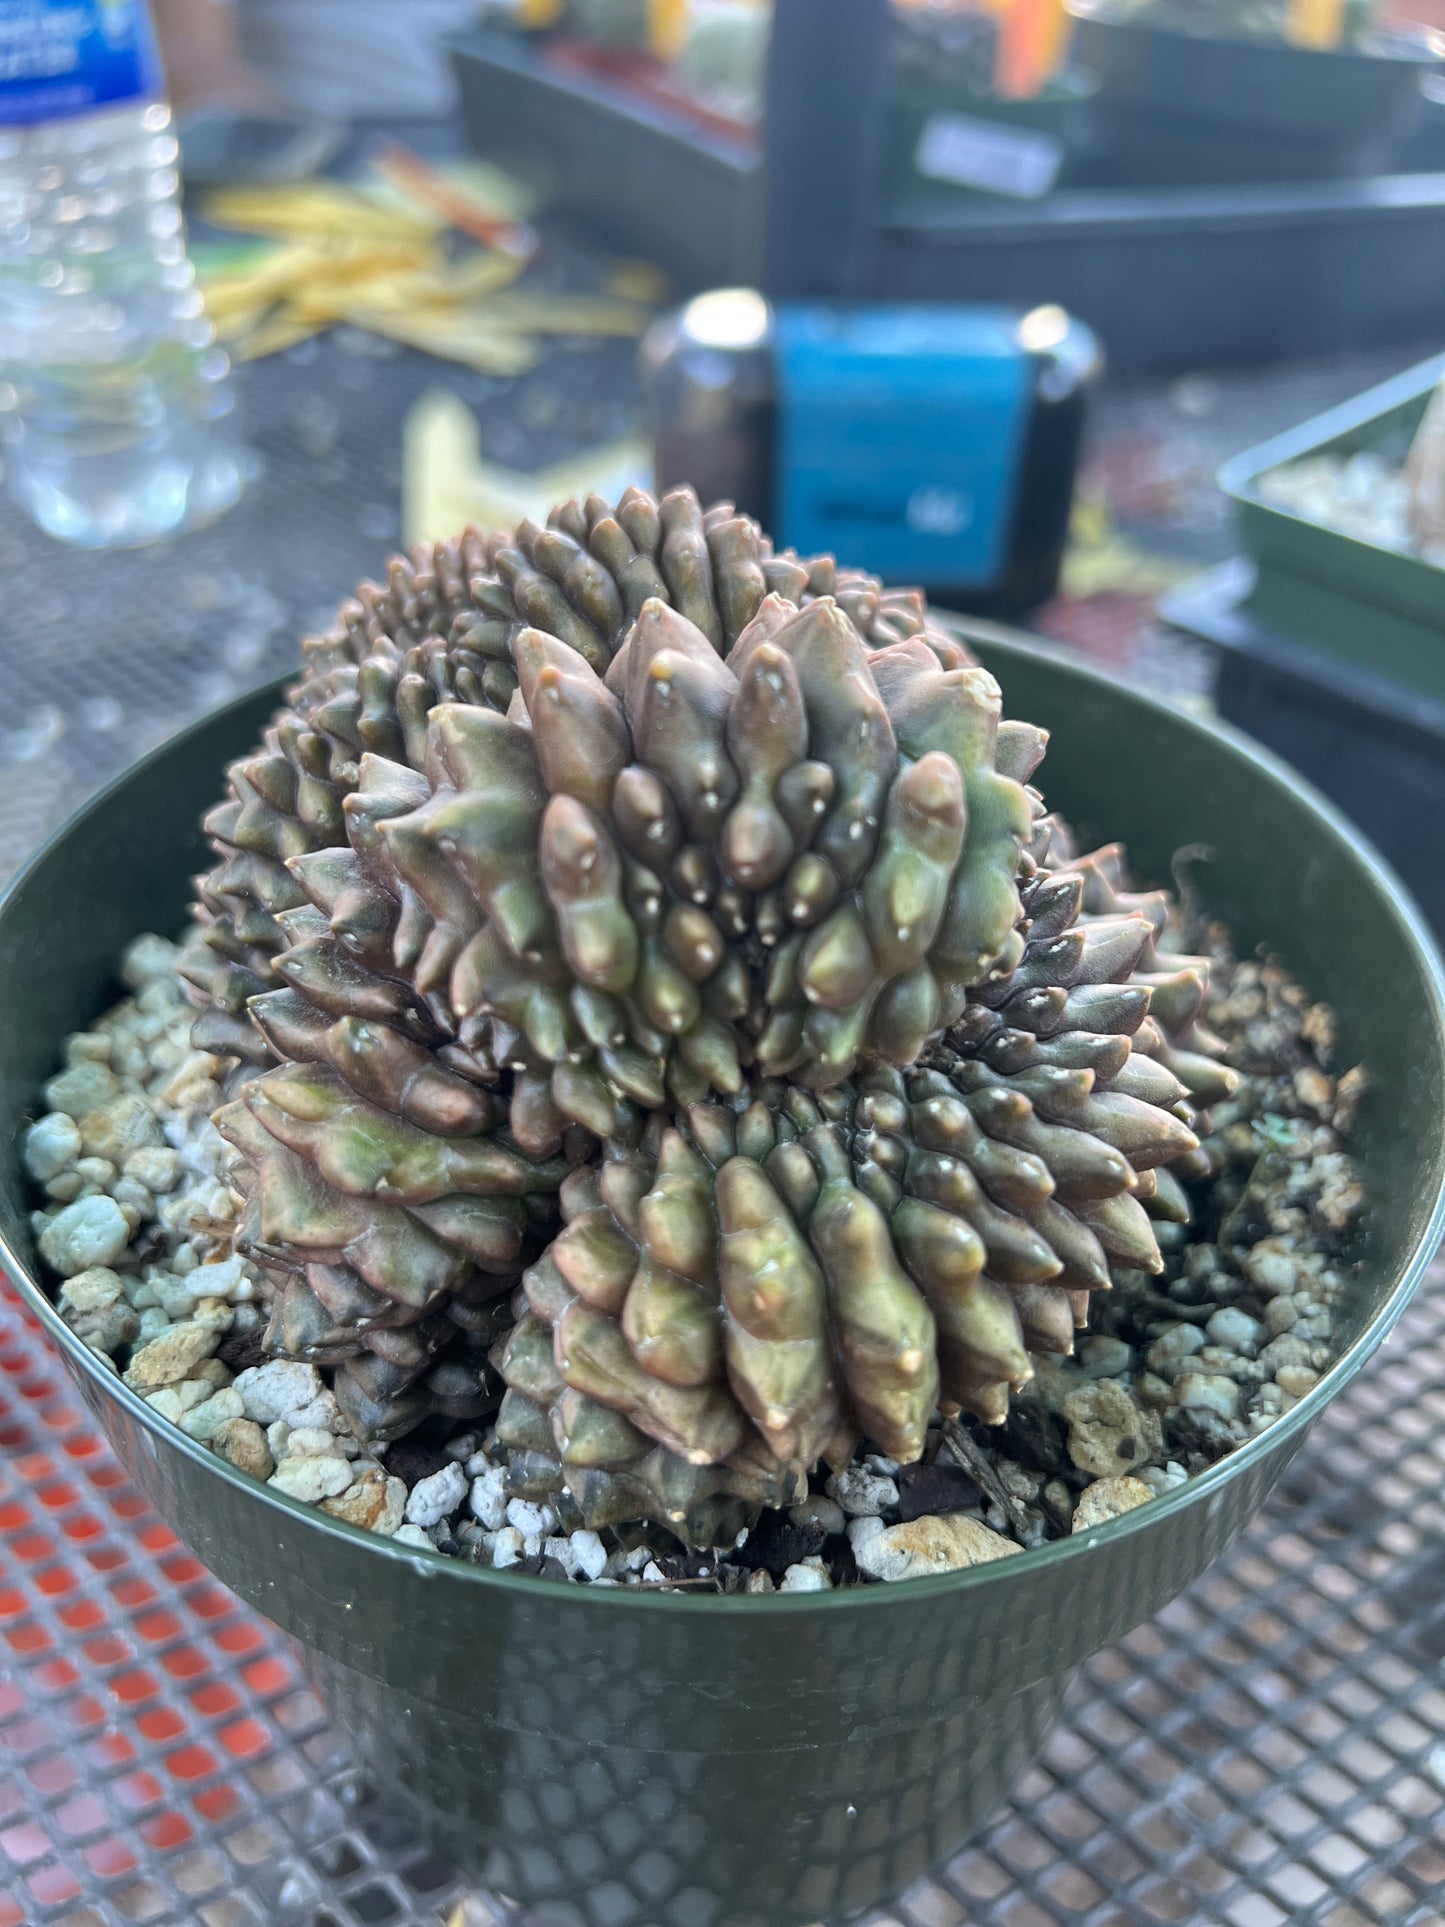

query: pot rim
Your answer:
[4,626,1443,1613]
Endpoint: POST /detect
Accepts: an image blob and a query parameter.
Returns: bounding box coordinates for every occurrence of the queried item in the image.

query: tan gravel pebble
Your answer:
[853,1514,1022,1583]
[1072,1477,1156,1533]
[123,1320,220,1390]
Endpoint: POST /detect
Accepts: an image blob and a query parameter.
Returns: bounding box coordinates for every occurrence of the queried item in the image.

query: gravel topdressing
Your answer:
[25,924,1366,1592]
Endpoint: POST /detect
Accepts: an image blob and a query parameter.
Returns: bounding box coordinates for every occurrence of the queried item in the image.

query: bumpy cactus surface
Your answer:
[190,489,1235,1534]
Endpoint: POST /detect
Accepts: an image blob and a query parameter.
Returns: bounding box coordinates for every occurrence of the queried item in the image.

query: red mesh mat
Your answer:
[2,1261,1442,1927]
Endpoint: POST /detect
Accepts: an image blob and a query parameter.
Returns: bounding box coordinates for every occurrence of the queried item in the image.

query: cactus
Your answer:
[191,490,1235,1532]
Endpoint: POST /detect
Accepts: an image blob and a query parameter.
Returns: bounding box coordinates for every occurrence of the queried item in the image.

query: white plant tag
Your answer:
[915,112,1063,200]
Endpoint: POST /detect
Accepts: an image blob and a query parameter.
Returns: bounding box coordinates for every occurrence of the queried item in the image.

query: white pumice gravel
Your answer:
[29,931,1365,1589]
[405,1462,469,1529]
[825,1465,900,1518]
[468,1465,509,1530]
[779,1559,833,1593]
[1258,450,1445,565]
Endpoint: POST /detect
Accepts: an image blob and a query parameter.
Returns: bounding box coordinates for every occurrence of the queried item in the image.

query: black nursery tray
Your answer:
[452,23,1445,374]
[449,26,763,292]
[1164,558,1445,938]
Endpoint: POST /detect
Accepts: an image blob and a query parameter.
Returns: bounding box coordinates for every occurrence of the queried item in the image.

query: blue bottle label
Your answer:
[772,304,1032,590]
[0,1,162,125]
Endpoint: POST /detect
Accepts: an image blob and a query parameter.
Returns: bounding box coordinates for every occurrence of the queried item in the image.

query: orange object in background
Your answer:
[1287,0,1347,48]
[994,0,1068,96]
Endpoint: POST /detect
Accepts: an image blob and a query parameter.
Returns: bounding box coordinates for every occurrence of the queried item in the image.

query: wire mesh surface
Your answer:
[2,198,1444,1925]
[0,1260,1441,1927]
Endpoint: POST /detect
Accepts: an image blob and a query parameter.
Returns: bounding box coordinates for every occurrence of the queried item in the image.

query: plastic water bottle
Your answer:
[0,1,243,548]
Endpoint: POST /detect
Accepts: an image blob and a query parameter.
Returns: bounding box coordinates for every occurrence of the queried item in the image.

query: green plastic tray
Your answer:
[1219,350,1445,699]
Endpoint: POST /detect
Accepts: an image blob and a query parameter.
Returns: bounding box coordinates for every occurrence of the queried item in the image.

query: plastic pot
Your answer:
[1067,0,1442,184]
[1218,350,1445,704]
[2,630,1443,1927]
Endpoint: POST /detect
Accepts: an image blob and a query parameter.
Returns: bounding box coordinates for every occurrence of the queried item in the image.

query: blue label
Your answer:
[772,304,1031,590]
[0,1,161,125]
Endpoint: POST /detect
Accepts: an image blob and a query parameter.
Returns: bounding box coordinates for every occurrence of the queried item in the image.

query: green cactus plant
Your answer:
[192,488,1236,1534]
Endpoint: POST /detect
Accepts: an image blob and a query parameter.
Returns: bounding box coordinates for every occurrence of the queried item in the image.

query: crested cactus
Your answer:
[192,488,1237,1536]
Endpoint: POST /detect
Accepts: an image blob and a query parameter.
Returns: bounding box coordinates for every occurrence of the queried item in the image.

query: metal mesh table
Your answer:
[1,252,1443,1925]
[1,1261,1441,1927]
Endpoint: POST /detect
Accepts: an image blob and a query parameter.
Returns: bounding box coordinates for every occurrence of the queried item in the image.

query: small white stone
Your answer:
[179,1388,245,1442]
[779,1559,833,1593]
[267,1420,292,1460]
[1139,1460,1189,1497]
[136,1305,172,1343]
[1244,1245,1302,1298]
[43,1061,120,1120]
[123,1147,181,1194]
[121,934,179,988]
[570,1529,608,1581]
[825,1464,899,1518]
[405,1460,468,1528]
[1144,1323,1206,1374]
[183,1256,250,1303]
[145,1389,186,1424]
[1079,1335,1134,1378]
[66,1031,114,1065]
[1264,1297,1300,1336]
[641,1560,667,1584]
[1205,1307,1266,1357]
[269,1454,355,1503]
[491,1527,524,1569]
[392,1523,434,1551]
[38,1194,130,1276]
[233,1360,326,1427]
[58,1267,124,1315]
[542,1535,577,1576]
[23,1114,82,1183]
[505,1496,556,1539]
[156,1275,202,1320]
[286,1387,347,1433]
[846,1514,886,1553]
[1275,1364,1321,1399]
[1172,1372,1241,1421]
[111,1176,153,1217]
[78,1093,163,1163]
[190,1297,234,1336]
[863,1454,900,1477]
[468,1465,509,1530]
[1257,1334,1314,1376]
[286,1425,348,1458]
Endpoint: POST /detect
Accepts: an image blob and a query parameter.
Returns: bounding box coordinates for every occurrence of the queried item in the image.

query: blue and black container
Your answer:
[642,290,1101,615]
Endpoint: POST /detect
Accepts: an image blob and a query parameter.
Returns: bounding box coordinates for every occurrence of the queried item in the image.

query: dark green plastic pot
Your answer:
[3,630,1444,1927]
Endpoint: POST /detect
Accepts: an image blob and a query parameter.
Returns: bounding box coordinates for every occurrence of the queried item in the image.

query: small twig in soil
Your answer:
[940,1417,1035,1540]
